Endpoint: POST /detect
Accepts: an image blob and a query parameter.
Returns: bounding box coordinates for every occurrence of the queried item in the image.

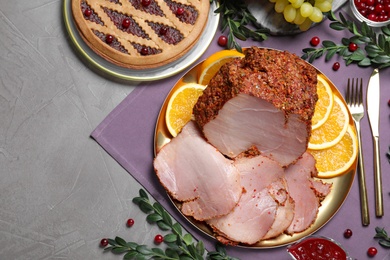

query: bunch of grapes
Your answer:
[269,0,333,31]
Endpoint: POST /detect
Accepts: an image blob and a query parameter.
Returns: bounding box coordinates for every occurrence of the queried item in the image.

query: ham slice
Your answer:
[207,155,293,244]
[153,121,242,221]
[193,47,318,167]
[284,152,332,234]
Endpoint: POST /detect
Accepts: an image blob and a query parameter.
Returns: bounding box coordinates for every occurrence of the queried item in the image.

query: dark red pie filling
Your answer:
[81,1,104,25]
[132,43,162,55]
[129,0,165,16]
[164,0,198,25]
[93,30,129,54]
[147,22,183,45]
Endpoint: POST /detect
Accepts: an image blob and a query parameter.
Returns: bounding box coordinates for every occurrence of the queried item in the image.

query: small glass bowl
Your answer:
[350,0,390,27]
[286,235,353,260]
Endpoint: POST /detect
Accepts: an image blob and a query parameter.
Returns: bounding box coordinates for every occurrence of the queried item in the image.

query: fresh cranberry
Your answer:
[141,0,151,7]
[348,42,359,52]
[310,36,320,46]
[154,234,164,244]
[126,218,134,227]
[122,18,130,28]
[105,34,114,44]
[100,238,109,247]
[332,62,341,71]
[366,0,375,6]
[140,47,149,55]
[368,13,378,21]
[367,247,378,257]
[159,27,168,35]
[84,9,92,17]
[218,35,228,47]
[343,229,353,238]
[176,7,185,15]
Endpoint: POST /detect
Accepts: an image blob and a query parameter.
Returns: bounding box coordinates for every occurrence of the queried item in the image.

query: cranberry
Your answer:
[105,34,114,44]
[176,7,185,15]
[122,18,130,28]
[159,27,168,35]
[100,238,109,247]
[367,247,378,257]
[332,62,341,71]
[343,229,353,238]
[84,9,92,17]
[310,36,320,46]
[348,42,359,52]
[154,234,164,244]
[126,218,134,227]
[141,0,151,7]
[366,0,375,6]
[140,47,149,55]
[218,35,228,47]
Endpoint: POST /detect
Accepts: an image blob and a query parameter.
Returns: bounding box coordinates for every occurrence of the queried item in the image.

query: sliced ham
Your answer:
[193,47,318,167]
[284,152,331,234]
[153,121,242,221]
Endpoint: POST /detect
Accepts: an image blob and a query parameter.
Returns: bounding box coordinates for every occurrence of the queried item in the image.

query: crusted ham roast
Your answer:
[193,47,318,167]
[153,121,242,221]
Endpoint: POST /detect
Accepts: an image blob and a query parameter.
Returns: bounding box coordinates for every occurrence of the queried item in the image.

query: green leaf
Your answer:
[136,245,153,255]
[124,251,139,260]
[108,238,117,246]
[196,241,205,256]
[325,48,338,61]
[382,25,390,36]
[164,233,178,243]
[161,210,173,226]
[153,202,165,215]
[157,220,171,231]
[139,189,149,199]
[183,233,193,245]
[139,202,154,213]
[172,223,183,236]
[379,239,390,248]
[115,236,127,247]
[358,57,371,66]
[322,40,336,48]
[329,22,345,31]
[146,213,163,222]
[165,248,180,259]
[112,246,130,254]
[151,247,165,255]
[349,49,365,61]
[127,242,138,250]
[372,55,390,64]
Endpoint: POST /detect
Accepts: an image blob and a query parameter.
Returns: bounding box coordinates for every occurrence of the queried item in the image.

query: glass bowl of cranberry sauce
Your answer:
[350,0,390,27]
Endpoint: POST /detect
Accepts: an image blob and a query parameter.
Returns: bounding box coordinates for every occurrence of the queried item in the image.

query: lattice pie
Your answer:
[71,0,210,69]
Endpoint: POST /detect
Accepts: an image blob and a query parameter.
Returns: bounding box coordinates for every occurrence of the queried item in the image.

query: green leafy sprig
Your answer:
[302,11,390,69]
[211,0,269,52]
[374,227,390,248]
[102,189,238,260]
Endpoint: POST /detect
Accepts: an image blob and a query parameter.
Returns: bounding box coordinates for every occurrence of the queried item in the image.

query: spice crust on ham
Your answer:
[193,47,318,166]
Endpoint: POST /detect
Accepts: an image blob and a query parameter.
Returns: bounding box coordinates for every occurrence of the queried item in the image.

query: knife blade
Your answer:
[366,68,383,217]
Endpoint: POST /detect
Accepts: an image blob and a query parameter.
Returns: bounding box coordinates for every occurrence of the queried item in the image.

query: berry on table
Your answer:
[100,238,109,247]
[154,234,164,244]
[343,228,353,238]
[348,42,358,52]
[310,36,320,46]
[332,62,341,71]
[218,35,228,47]
[126,218,135,227]
[367,246,377,257]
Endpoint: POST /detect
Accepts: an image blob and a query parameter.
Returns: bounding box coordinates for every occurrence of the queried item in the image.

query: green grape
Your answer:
[293,10,306,25]
[291,0,304,9]
[300,2,313,17]
[299,18,313,31]
[283,4,297,22]
[288,0,297,4]
[314,0,332,12]
[309,6,323,22]
[275,0,290,13]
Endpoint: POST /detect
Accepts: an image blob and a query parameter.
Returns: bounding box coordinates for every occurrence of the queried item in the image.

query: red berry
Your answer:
[332,62,341,71]
[126,218,134,227]
[100,238,109,247]
[154,234,164,244]
[218,35,228,47]
[140,47,149,55]
[122,18,130,28]
[343,228,353,238]
[159,27,168,35]
[106,34,114,44]
[367,247,378,257]
[310,36,320,46]
[141,0,151,7]
[176,7,185,15]
[348,42,359,52]
[84,9,92,17]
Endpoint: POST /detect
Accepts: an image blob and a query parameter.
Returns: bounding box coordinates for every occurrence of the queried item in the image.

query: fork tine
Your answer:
[352,78,356,105]
[346,78,351,104]
[358,78,363,105]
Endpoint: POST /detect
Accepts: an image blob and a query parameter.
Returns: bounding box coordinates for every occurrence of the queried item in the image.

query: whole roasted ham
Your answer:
[153,121,242,221]
[193,47,318,167]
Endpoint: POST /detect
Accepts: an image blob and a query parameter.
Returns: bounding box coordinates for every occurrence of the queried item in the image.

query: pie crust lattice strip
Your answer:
[71,0,210,70]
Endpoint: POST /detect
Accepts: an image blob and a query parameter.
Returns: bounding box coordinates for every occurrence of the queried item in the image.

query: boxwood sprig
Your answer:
[374,227,390,248]
[102,189,238,260]
[302,11,390,69]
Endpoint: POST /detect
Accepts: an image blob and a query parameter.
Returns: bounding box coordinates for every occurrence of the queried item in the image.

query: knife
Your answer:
[366,68,383,217]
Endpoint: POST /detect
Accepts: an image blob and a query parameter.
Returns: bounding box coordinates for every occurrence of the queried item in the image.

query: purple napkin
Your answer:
[91,17,390,259]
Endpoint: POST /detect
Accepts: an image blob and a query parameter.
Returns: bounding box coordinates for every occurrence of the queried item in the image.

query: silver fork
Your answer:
[346,78,370,226]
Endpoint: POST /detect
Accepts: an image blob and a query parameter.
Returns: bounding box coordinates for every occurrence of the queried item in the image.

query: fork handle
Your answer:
[373,136,383,217]
[356,124,370,225]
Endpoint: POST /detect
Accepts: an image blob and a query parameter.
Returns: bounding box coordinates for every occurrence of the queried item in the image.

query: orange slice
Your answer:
[312,75,334,130]
[309,125,358,178]
[308,95,349,150]
[166,83,206,137]
[198,49,245,86]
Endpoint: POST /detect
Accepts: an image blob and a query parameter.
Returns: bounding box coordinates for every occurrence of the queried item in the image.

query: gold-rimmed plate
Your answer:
[63,0,219,82]
[154,48,357,248]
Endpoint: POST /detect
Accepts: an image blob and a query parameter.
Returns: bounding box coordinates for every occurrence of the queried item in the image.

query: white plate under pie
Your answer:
[63,0,220,81]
